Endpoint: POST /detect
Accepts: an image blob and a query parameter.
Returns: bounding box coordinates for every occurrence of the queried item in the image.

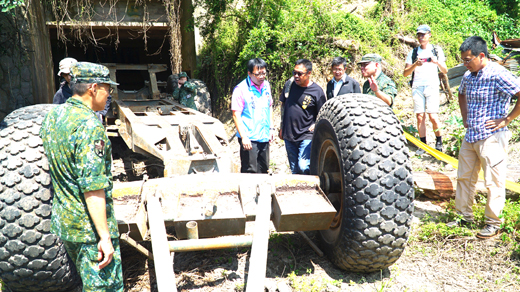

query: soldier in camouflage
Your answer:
[173,71,198,110]
[40,62,123,292]
[358,53,397,107]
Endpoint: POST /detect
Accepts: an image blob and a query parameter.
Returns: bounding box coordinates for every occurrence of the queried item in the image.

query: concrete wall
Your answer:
[0,1,54,121]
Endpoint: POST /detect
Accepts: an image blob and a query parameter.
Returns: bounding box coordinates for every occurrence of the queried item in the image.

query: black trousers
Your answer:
[238,138,269,173]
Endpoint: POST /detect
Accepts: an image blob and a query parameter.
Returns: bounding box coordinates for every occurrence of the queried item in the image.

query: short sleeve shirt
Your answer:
[405,44,446,87]
[363,71,397,107]
[280,82,326,142]
[458,61,520,143]
[40,98,119,243]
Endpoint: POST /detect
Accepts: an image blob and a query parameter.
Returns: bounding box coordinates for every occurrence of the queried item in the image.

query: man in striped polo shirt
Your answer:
[231,58,274,173]
[448,36,520,239]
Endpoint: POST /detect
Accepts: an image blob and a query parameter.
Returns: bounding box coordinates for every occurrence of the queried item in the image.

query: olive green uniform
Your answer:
[40,97,122,291]
[362,71,397,107]
[173,81,198,110]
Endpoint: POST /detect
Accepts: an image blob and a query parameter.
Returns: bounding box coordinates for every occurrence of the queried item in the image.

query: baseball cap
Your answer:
[358,53,382,64]
[417,24,431,33]
[70,62,119,86]
[57,57,78,76]
[178,72,188,78]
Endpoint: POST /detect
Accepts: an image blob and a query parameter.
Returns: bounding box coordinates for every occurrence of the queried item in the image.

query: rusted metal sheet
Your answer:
[272,185,336,232]
[112,174,330,241]
[493,31,520,50]
[114,99,237,176]
[172,191,246,239]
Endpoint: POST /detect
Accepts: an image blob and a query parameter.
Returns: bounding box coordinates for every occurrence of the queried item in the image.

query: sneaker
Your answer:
[446,218,473,228]
[435,141,443,152]
[416,148,426,155]
[476,225,501,239]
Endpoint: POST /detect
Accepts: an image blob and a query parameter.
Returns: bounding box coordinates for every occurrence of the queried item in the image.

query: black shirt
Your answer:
[280,82,326,142]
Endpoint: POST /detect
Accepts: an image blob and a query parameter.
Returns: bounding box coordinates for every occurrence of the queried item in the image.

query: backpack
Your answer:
[409,45,439,87]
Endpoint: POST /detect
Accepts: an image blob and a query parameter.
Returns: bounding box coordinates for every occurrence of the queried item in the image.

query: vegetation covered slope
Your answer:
[194,0,520,106]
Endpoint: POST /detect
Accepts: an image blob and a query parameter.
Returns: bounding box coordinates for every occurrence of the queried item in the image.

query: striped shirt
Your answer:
[459,61,520,143]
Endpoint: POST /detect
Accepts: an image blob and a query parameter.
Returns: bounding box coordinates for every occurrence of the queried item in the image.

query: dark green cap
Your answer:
[70,62,119,85]
[358,53,382,64]
[178,72,188,78]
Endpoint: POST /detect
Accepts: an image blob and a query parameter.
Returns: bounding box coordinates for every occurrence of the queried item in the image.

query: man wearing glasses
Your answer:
[279,59,326,174]
[40,62,123,291]
[325,56,360,99]
[403,24,447,154]
[447,36,520,239]
[231,58,273,173]
[358,53,396,107]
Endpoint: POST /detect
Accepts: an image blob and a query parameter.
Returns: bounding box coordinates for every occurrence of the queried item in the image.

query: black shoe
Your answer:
[476,225,501,239]
[446,218,473,228]
[416,148,426,155]
[435,141,443,152]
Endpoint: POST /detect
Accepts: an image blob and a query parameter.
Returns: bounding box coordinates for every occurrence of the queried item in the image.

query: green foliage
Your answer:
[288,271,328,292]
[500,199,520,252]
[508,117,520,142]
[443,115,465,156]
[0,0,23,13]
[416,218,473,242]
[488,0,520,19]
[195,0,520,106]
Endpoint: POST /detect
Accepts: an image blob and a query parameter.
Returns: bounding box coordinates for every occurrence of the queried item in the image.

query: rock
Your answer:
[276,281,292,292]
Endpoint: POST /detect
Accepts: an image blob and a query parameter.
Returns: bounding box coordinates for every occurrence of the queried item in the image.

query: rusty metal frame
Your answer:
[114,98,236,176]
[102,63,168,100]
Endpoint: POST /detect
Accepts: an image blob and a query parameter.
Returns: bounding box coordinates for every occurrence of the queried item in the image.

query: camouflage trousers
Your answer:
[63,238,124,292]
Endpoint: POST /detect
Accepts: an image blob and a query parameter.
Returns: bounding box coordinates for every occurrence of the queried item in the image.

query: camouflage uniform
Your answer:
[40,62,123,292]
[173,72,198,110]
[358,53,397,107]
[173,81,197,110]
[362,71,397,107]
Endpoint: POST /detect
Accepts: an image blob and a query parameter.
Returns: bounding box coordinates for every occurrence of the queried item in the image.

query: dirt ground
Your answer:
[111,84,520,291]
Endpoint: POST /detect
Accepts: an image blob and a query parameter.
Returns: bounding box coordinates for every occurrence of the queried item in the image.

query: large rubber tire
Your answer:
[191,79,212,116]
[311,94,414,272]
[0,105,81,291]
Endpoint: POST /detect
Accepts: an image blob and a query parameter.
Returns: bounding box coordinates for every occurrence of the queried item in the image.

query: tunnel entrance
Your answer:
[49,26,173,93]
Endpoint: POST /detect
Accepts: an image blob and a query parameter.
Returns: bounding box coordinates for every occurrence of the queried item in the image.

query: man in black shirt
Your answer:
[326,56,360,99]
[279,59,326,174]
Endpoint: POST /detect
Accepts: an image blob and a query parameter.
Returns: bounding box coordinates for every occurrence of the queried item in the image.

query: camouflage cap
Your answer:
[178,72,188,78]
[358,53,382,64]
[70,62,119,85]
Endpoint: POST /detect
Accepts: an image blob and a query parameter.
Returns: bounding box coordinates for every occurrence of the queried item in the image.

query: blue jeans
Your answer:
[284,140,311,174]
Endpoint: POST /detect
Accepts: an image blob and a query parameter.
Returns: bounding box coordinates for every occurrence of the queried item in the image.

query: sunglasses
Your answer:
[292,70,307,77]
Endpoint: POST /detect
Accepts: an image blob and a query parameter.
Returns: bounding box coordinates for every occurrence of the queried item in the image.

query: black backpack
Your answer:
[409,45,439,87]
